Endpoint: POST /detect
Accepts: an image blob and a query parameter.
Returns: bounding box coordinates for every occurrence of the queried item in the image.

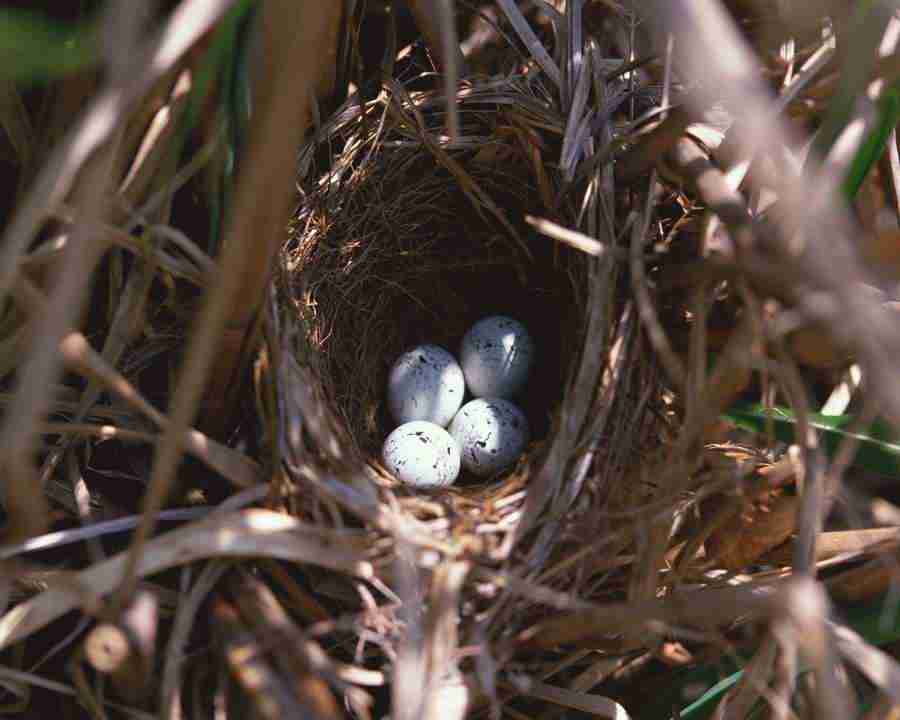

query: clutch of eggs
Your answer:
[383,318,534,487]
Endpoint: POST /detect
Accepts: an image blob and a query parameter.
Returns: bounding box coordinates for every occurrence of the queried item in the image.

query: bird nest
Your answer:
[283,73,659,481]
[268,62,668,713]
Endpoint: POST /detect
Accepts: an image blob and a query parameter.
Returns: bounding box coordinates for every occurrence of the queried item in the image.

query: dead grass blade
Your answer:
[49,206,214,283]
[406,0,462,140]
[775,578,855,720]
[495,0,562,88]
[229,572,344,719]
[766,527,900,565]
[832,621,900,707]
[521,580,781,650]
[630,200,685,388]
[60,340,260,488]
[200,1,345,437]
[117,69,193,214]
[526,214,619,258]
[233,571,373,714]
[422,561,470,720]
[160,562,229,720]
[11,277,260,489]
[117,0,340,609]
[0,507,210,562]
[392,540,429,720]
[667,137,754,254]
[560,29,592,179]
[0,509,374,651]
[211,594,315,718]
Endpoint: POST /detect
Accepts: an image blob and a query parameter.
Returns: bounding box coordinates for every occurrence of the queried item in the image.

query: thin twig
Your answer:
[630,197,686,389]
[0,509,374,651]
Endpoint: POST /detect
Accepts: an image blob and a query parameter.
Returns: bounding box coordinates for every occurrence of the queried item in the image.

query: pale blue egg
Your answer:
[387,344,465,427]
[460,316,534,399]
[448,398,529,477]
[382,421,461,487]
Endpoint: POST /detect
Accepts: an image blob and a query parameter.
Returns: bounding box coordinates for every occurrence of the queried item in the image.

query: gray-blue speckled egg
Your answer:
[387,344,465,427]
[382,421,461,487]
[448,398,529,477]
[459,316,534,399]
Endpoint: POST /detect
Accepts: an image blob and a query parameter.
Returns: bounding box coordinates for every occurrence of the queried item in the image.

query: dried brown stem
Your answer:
[115,0,339,609]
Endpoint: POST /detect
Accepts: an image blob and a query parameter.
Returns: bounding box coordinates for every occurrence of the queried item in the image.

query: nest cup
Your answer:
[285,78,590,487]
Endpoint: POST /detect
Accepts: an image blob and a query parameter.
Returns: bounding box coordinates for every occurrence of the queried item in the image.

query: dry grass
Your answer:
[0,1,900,719]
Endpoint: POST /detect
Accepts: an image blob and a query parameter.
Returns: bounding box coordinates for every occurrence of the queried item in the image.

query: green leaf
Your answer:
[0,10,98,84]
[723,403,900,477]
[841,82,900,200]
[675,669,744,719]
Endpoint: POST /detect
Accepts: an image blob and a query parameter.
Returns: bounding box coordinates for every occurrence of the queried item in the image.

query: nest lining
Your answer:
[287,85,590,489]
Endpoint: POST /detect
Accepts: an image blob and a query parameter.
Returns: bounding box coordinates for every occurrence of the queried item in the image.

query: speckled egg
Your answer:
[459,316,534,399]
[448,398,529,477]
[382,421,461,488]
[387,344,465,427]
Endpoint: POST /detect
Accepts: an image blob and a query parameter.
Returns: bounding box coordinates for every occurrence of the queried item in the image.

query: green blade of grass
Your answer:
[723,403,900,476]
[179,0,255,253]
[675,669,744,720]
[0,10,98,84]
[841,83,900,199]
[809,0,889,164]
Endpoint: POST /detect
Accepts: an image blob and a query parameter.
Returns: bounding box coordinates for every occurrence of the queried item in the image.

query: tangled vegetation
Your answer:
[1,2,900,719]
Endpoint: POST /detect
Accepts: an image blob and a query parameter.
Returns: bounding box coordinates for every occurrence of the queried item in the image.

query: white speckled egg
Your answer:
[382,421,461,488]
[459,316,534,399]
[387,344,465,427]
[448,398,529,477]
